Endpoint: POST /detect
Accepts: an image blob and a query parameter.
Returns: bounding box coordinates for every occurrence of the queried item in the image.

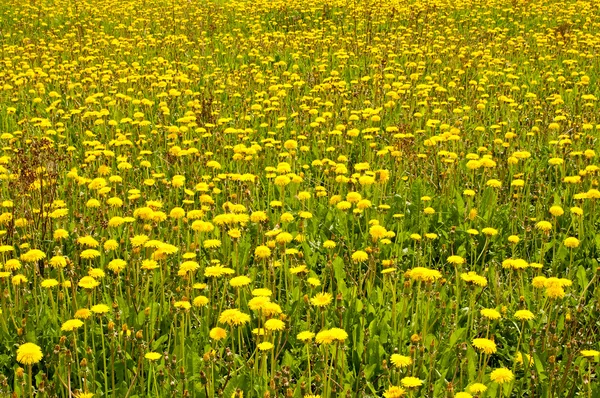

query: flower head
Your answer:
[297,331,315,342]
[264,318,285,331]
[390,354,412,368]
[78,276,100,289]
[91,304,110,314]
[383,386,406,398]
[480,308,501,320]
[352,250,368,262]
[315,328,348,344]
[514,310,534,321]
[472,338,497,354]
[257,342,274,351]
[61,319,84,332]
[145,352,162,361]
[490,368,514,384]
[218,309,251,326]
[563,237,580,248]
[16,343,43,365]
[468,383,487,393]
[209,327,227,341]
[400,376,423,388]
[21,249,46,262]
[581,350,600,358]
[447,255,465,265]
[310,292,333,307]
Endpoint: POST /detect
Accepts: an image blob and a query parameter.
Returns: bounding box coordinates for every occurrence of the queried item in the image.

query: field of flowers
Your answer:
[0,0,599,396]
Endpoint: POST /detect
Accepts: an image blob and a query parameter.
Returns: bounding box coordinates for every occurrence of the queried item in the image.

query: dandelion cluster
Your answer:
[0,0,598,396]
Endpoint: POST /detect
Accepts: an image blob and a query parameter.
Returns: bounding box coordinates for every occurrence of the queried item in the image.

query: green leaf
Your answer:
[25,330,37,344]
[355,298,363,313]
[152,334,169,351]
[223,374,251,398]
[333,257,348,296]
[466,346,477,381]
[364,363,377,380]
[352,324,364,357]
[137,310,146,326]
[282,351,295,367]
[533,353,547,381]
[333,257,346,281]
[222,375,239,398]
[450,328,466,346]
[455,190,465,218]
[576,265,588,290]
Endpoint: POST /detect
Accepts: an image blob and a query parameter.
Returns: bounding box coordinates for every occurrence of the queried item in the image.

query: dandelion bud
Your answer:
[144,307,150,316]
[107,321,115,331]
[549,355,556,364]
[286,388,293,397]
[80,358,87,367]
[59,336,67,344]
[135,330,143,339]
[199,371,207,384]
[411,333,421,343]
[17,328,23,336]
[264,391,271,398]
[122,324,128,332]
[15,367,24,379]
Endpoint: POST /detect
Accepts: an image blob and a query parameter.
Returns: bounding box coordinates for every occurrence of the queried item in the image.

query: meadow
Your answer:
[0,0,599,396]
